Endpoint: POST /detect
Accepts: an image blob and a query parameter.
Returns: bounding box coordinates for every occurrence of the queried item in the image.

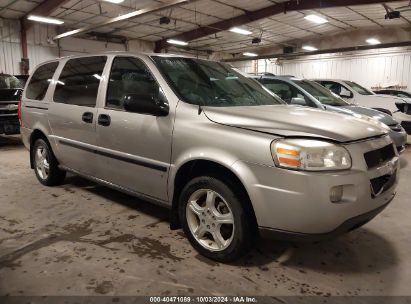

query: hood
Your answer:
[203,105,388,142]
[326,105,398,126]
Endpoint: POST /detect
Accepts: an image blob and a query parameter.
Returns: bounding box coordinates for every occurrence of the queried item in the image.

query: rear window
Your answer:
[26,62,59,100]
[54,56,107,107]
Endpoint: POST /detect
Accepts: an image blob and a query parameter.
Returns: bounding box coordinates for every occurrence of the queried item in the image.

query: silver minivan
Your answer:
[20,53,399,261]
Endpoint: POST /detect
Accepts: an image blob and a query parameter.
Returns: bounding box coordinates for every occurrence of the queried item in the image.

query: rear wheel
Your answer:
[179,176,254,262]
[32,138,66,186]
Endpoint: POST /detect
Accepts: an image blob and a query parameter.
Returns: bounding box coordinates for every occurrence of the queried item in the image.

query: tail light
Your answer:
[18,100,22,126]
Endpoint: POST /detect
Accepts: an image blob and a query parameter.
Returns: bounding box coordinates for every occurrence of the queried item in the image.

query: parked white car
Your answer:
[313,79,411,137]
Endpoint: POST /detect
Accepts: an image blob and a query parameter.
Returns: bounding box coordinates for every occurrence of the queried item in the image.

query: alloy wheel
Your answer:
[34,144,50,180]
[186,189,235,251]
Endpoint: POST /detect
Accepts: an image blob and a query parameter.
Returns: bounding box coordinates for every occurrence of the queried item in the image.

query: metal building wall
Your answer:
[234,47,411,90]
[1,18,155,75]
[0,19,59,74]
[0,19,22,75]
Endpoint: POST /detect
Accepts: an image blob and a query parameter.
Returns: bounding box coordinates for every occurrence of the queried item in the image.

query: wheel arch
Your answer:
[169,158,258,234]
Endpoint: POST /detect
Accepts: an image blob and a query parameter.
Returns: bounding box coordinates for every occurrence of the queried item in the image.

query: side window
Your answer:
[322,81,342,95]
[261,80,308,105]
[106,56,164,111]
[26,62,59,100]
[54,56,107,107]
[322,81,352,98]
[260,80,293,102]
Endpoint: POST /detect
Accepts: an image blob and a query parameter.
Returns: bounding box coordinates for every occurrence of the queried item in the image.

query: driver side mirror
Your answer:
[290,97,306,106]
[123,91,169,116]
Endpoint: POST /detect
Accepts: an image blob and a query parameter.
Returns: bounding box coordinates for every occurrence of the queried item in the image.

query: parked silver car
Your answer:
[313,79,411,137]
[251,75,407,152]
[21,53,399,261]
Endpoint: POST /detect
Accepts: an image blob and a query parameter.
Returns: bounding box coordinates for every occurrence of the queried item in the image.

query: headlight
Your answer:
[271,139,352,171]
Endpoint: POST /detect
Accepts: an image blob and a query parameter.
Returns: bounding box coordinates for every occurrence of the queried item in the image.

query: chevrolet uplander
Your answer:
[20,53,399,261]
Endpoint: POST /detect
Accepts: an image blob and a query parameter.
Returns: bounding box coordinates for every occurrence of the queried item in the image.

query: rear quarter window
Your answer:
[26,62,59,100]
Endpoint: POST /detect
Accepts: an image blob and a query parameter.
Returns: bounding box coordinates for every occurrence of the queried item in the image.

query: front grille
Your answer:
[401,121,411,135]
[0,103,18,117]
[0,109,18,115]
[370,170,396,197]
[364,144,395,169]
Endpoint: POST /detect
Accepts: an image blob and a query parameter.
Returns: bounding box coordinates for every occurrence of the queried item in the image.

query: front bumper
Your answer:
[0,118,20,135]
[259,197,394,241]
[232,135,399,236]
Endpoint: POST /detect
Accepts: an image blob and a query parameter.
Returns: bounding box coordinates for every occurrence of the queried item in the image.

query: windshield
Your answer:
[293,80,349,106]
[344,81,374,95]
[152,56,284,107]
[0,74,22,89]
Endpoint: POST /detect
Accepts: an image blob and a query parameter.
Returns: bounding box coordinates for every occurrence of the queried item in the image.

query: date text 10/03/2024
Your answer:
[149,297,258,303]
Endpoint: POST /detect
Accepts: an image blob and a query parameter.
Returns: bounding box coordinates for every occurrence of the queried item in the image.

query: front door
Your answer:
[48,56,107,176]
[95,56,173,201]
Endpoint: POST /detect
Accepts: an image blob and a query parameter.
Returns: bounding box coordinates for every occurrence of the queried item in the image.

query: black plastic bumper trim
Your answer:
[59,140,168,172]
[24,105,49,110]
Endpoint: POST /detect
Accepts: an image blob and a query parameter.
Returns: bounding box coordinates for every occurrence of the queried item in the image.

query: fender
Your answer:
[168,147,240,203]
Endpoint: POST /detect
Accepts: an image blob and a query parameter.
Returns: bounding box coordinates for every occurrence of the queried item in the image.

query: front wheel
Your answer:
[32,138,66,186]
[179,176,254,262]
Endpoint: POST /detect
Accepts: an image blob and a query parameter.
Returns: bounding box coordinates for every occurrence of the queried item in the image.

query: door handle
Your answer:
[98,114,111,126]
[82,112,93,123]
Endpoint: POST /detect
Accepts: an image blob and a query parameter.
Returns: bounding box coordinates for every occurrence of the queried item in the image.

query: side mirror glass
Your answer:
[123,90,169,116]
[290,97,306,106]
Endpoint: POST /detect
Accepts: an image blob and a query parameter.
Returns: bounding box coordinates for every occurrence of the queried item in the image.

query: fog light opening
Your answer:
[330,185,344,203]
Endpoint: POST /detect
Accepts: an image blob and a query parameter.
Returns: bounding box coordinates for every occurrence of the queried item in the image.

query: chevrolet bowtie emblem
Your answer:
[6,104,18,111]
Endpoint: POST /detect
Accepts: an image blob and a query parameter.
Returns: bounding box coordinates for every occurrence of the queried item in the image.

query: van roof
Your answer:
[31,51,212,72]
[44,51,204,62]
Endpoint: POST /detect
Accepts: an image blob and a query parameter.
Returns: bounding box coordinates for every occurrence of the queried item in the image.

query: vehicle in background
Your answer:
[21,53,399,261]
[0,73,24,135]
[374,89,411,100]
[312,79,411,137]
[251,75,407,152]
[14,75,29,88]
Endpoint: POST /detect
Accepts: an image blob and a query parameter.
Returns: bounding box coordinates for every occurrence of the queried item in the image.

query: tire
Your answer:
[32,138,66,186]
[179,176,254,262]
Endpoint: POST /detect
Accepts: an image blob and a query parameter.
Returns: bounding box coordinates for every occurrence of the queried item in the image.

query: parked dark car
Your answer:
[0,73,24,135]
